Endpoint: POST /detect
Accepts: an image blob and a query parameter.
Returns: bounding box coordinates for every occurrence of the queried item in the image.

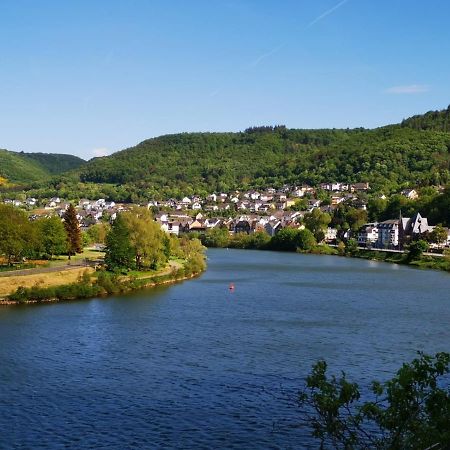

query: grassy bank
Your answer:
[348,249,450,271]
[1,256,205,305]
[0,266,96,298]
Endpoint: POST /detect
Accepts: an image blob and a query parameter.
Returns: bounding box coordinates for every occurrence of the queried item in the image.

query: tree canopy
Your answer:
[300,352,450,449]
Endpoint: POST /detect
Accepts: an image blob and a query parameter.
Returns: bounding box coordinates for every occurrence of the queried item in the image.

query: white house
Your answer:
[357,223,379,247]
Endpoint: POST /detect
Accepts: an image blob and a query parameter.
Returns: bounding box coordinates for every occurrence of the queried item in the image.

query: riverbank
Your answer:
[348,248,450,271]
[301,245,450,271]
[0,260,205,305]
[204,241,450,272]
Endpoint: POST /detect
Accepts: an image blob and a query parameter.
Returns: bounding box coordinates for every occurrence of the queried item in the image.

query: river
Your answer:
[0,249,449,448]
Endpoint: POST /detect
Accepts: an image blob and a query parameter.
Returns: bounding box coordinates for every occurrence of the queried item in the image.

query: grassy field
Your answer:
[0,266,95,298]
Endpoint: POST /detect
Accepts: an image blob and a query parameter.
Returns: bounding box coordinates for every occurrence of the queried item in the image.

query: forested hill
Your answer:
[22,152,85,175]
[2,106,450,197]
[0,149,85,184]
[74,121,450,196]
[401,105,450,131]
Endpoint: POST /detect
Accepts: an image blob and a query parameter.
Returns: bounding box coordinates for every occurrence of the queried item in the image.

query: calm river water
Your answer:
[0,249,449,449]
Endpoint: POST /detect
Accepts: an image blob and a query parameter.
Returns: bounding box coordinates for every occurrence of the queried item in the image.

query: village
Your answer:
[4,182,450,251]
[3,182,450,251]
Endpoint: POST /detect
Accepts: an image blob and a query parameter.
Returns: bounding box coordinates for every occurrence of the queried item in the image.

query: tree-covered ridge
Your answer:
[75,124,450,195]
[22,152,85,175]
[0,148,85,183]
[0,149,50,183]
[401,105,450,132]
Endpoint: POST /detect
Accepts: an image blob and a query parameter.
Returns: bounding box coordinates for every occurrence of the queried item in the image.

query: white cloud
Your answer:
[385,84,430,94]
[92,147,109,158]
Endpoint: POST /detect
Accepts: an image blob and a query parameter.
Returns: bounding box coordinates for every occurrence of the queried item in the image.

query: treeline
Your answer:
[72,126,450,195]
[401,105,450,132]
[196,207,333,252]
[6,207,206,302]
[367,186,450,227]
[0,203,82,265]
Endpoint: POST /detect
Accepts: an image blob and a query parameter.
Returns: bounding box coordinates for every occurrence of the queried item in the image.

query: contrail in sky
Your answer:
[246,0,350,68]
[306,0,350,29]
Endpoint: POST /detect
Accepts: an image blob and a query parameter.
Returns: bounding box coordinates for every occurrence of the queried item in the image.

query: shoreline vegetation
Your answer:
[0,257,205,305]
[195,228,450,272]
[0,205,207,305]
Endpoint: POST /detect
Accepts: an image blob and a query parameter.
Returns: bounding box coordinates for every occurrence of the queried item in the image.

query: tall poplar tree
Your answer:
[63,204,82,260]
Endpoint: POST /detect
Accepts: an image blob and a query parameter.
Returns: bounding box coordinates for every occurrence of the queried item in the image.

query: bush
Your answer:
[300,352,450,449]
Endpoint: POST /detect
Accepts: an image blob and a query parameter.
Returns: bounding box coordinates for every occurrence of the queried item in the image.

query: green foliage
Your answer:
[9,107,447,201]
[122,207,167,270]
[345,238,358,255]
[0,204,37,264]
[21,152,85,174]
[73,125,449,196]
[368,187,450,227]
[104,214,136,271]
[36,216,68,259]
[407,239,429,261]
[304,209,332,241]
[300,352,450,449]
[296,229,317,251]
[428,225,448,244]
[270,228,317,251]
[401,105,450,132]
[0,149,50,183]
[85,223,109,244]
[0,149,85,183]
[202,227,230,248]
[290,198,309,211]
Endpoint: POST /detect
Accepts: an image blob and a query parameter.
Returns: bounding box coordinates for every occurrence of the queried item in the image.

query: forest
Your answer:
[0,106,449,203]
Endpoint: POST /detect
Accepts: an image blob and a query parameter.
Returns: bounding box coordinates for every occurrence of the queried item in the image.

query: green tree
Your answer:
[0,204,35,264]
[122,207,167,270]
[86,223,110,244]
[37,216,68,259]
[407,239,429,261]
[346,207,368,231]
[63,204,82,259]
[296,229,317,251]
[104,214,135,271]
[290,199,308,211]
[270,228,301,251]
[304,209,331,242]
[428,225,448,245]
[300,352,450,449]
[202,227,230,248]
[367,197,387,221]
[345,238,358,255]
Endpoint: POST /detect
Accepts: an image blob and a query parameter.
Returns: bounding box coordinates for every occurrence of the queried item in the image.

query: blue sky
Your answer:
[1,0,449,160]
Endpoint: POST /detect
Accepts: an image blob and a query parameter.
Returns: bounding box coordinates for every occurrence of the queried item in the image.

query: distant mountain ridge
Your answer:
[0,149,85,183]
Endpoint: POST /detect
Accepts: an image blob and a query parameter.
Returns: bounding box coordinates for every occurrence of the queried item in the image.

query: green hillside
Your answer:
[3,106,450,201]
[401,105,450,131]
[0,149,50,183]
[0,149,85,183]
[74,122,450,196]
[22,152,85,175]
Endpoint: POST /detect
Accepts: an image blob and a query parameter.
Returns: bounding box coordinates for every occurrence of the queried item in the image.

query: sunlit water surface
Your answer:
[0,249,449,448]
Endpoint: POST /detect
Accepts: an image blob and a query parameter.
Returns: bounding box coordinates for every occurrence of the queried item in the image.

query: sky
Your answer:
[1,0,449,160]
